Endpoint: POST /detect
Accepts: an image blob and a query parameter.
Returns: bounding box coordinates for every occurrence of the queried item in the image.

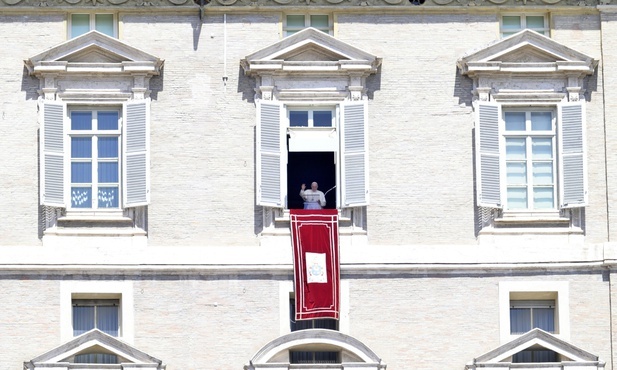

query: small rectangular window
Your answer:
[72,299,120,336]
[501,14,548,38]
[284,14,332,37]
[510,300,555,334]
[70,13,116,38]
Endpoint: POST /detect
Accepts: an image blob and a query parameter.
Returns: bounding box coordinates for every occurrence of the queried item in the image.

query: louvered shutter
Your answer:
[340,100,369,207]
[123,100,150,207]
[256,100,284,207]
[558,101,587,208]
[41,100,66,207]
[475,102,502,208]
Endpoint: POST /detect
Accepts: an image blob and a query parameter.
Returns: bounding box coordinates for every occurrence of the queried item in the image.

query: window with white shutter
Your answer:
[256,100,368,210]
[40,100,151,212]
[475,101,586,215]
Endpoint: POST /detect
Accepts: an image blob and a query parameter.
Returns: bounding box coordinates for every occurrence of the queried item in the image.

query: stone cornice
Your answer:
[0,0,611,8]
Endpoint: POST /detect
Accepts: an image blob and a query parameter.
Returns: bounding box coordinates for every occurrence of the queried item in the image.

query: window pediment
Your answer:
[467,328,604,369]
[241,27,381,76]
[25,30,164,77]
[24,329,165,370]
[457,29,596,77]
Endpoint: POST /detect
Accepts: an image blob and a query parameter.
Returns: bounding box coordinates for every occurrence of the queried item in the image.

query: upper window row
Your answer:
[67,13,547,40]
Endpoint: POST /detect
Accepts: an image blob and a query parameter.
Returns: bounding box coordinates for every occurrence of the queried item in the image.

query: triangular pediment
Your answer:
[458,29,596,76]
[241,28,381,76]
[467,329,603,369]
[25,31,163,76]
[24,329,165,370]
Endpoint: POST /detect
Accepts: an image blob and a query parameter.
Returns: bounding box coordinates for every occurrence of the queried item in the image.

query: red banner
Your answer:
[290,209,340,320]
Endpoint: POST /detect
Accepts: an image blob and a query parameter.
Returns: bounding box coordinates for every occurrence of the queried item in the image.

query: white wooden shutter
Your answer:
[123,99,150,207]
[41,100,66,207]
[558,101,587,208]
[475,102,502,208]
[340,100,369,207]
[256,100,285,207]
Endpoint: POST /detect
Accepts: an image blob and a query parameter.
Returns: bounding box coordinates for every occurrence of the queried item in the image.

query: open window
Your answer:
[242,27,380,235]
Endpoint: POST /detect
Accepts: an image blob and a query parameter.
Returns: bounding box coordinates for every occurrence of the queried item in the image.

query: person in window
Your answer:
[300,182,326,209]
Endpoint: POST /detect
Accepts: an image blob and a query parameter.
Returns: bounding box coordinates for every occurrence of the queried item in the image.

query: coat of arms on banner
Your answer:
[306,252,327,283]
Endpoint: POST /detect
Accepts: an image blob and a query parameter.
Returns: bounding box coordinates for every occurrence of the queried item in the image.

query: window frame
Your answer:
[283,14,333,37]
[500,14,549,38]
[501,108,557,212]
[69,13,118,39]
[499,281,569,343]
[68,107,122,211]
[60,281,134,344]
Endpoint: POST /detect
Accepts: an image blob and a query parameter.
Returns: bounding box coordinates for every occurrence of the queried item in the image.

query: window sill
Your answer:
[275,209,352,223]
[493,211,572,229]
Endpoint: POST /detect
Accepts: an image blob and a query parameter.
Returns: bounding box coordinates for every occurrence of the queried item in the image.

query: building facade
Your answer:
[0,0,616,369]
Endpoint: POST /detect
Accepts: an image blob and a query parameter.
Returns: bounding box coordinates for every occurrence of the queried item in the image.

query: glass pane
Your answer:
[510,307,531,334]
[72,187,92,208]
[532,138,553,160]
[533,187,554,209]
[533,307,555,332]
[98,137,119,158]
[98,111,119,130]
[71,14,90,38]
[526,16,546,29]
[505,112,526,131]
[310,15,329,30]
[74,353,118,364]
[95,14,114,37]
[506,162,527,185]
[533,162,553,185]
[98,187,119,208]
[506,138,526,160]
[286,15,305,28]
[507,187,528,210]
[71,111,92,130]
[71,162,92,183]
[290,111,309,127]
[502,32,516,37]
[97,306,119,336]
[313,111,332,127]
[502,16,521,31]
[73,306,95,336]
[512,351,533,363]
[71,137,92,158]
[531,112,552,130]
[98,162,119,183]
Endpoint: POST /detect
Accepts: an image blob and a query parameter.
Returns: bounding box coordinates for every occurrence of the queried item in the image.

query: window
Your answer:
[73,299,119,336]
[512,348,558,363]
[503,110,556,211]
[510,300,554,334]
[257,101,368,210]
[476,102,586,216]
[70,109,121,210]
[499,282,569,343]
[290,298,339,364]
[70,13,116,38]
[284,14,332,36]
[501,15,548,38]
[41,101,150,212]
[74,353,119,364]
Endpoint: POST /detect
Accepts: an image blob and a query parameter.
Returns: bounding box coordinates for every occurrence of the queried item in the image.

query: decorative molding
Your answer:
[0,0,607,7]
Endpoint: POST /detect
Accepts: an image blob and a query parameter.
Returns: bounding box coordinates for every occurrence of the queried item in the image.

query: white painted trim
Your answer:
[499,281,569,343]
[60,280,134,344]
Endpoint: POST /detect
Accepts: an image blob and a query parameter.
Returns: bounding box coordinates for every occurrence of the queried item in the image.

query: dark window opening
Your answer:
[72,299,119,336]
[510,300,555,334]
[74,353,119,364]
[289,298,339,364]
[512,349,558,363]
[287,152,336,210]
